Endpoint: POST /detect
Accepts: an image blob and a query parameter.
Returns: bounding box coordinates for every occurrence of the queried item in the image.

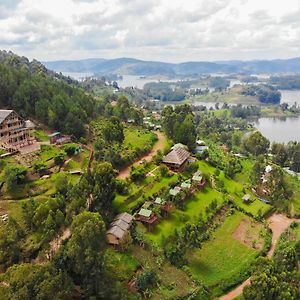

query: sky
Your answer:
[0,0,300,62]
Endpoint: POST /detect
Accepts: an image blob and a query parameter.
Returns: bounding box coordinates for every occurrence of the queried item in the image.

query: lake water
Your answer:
[254,117,300,143]
[280,90,300,106]
[116,75,178,89]
[61,71,93,81]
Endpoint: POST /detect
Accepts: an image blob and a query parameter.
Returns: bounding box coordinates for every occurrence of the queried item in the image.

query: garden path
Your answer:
[117,131,166,179]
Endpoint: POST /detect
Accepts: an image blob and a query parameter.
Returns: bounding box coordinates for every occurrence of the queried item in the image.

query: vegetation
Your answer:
[1,51,300,300]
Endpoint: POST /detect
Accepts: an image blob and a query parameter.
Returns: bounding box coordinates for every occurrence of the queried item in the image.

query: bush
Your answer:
[130,166,146,182]
[115,179,129,195]
[62,143,78,156]
[135,271,158,293]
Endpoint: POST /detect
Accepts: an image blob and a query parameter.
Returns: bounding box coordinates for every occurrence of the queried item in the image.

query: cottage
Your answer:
[154,197,172,217]
[242,194,251,203]
[48,132,71,145]
[48,132,61,144]
[0,110,34,152]
[136,208,158,231]
[163,144,190,171]
[106,212,133,248]
[181,180,192,190]
[169,186,181,196]
[192,171,206,189]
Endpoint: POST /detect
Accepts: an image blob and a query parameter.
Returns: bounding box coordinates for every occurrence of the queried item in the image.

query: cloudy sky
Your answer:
[0,0,300,62]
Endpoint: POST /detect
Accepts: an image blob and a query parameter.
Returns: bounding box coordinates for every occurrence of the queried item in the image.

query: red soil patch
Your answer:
[232,218,263,250]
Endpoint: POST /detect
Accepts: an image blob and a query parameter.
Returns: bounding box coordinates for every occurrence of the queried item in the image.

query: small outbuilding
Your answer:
[242,194,251,203]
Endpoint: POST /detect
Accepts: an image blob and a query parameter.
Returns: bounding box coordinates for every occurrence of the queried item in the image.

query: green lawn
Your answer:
[113,174,180,212]
[131,245,196,299]
[198,160,271,217]
[187,211,263,288]
[189,86,259,105]
[104,249,140,282]
[146,187,224,245]
[123,126,156,151]
[33,130,49,142]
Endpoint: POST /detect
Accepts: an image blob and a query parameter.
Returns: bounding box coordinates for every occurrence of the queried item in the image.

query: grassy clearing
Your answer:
[189,86,259,105]
[123,126,156,152]
[198,160,271,217]
[33,130,49,142]
[113,173,180,212]
[105,249,140,282]
[187,211,264,288]
[146,187,224,245]
[63,149,90,172]
[131,245,196,299]
[286,174,300,217]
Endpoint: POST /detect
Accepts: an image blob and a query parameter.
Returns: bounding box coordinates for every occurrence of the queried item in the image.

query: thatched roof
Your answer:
[112,219,131,231]
[107,226,126,240]
[163,146,190,166]
[115,212,133,224]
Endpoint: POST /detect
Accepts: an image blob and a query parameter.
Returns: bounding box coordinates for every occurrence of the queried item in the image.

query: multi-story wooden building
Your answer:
[0,110,34,152]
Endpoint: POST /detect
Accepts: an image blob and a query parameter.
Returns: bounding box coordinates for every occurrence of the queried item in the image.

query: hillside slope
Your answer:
[44,56,300,76]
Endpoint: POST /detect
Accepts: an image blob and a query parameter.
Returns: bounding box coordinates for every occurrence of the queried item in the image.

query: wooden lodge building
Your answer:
[106,212,133,249]
[0,110,35,152]
[163,144,190,171]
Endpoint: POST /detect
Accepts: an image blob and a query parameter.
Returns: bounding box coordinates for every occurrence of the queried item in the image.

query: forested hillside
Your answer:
[0,51,95,138]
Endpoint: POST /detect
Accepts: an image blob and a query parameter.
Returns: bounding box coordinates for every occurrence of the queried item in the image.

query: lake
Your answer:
[116,75,178,89]
[254,117,300,143]
[280,90,300,106]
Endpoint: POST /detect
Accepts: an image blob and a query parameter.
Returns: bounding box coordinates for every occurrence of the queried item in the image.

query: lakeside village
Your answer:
[1,103,300,299]
[0,107,298,241]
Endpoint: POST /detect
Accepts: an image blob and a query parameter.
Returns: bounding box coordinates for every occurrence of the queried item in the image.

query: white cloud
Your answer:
[0,0,299,62]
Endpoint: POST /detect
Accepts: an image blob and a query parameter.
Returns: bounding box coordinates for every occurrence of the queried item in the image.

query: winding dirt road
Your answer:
[117,131,166,179]
[219,214,299,300]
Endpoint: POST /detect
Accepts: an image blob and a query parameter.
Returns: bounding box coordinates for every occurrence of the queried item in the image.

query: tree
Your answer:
[158,164,169,177]
[4,164,27,192]
[21,198,38,231]
[102,116,124,143]
[130,165,146,182]
[114,95,130,120]
[2,264,75,299]
[0,218,23,269]
[33,160,47,174]
[135,271,158,294]
[244,131,270,156]
[90,162,116,210]
[243,257,298,300]
[66,212,106,294]
[271,142,288,166]
[54,151,66,166]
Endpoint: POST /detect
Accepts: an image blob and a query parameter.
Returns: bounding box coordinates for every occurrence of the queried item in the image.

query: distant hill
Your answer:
[44,57,300,76]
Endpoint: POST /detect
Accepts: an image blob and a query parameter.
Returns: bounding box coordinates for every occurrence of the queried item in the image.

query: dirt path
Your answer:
[117,131,166,179]
[267,214,296,257]
[219,214,299,300]
[49,228,71,255]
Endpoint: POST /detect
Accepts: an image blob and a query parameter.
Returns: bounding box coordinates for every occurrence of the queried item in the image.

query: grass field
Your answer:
[198,160,271,217]
[123,126,157,152]
[189,86,259,105]
[131,245,196,299]
[187,211,264,288]
[113,173,180,212]
[146,187,224,245]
